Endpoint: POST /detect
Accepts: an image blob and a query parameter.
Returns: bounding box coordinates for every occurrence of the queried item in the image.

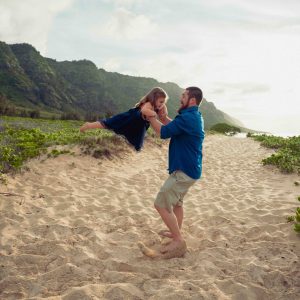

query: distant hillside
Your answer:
[0,41,243,129]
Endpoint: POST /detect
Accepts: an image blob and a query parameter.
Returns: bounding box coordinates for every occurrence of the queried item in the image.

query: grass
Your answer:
[247,133,300,174]
[0,116,160,182]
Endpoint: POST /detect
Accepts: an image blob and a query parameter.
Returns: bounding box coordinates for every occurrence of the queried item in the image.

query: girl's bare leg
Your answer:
[80,121,105,132]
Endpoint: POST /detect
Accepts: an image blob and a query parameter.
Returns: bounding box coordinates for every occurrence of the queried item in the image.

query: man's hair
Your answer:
[186,87,203,105]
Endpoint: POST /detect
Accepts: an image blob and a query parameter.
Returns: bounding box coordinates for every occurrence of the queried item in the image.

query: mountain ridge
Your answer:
[0,41,244,129]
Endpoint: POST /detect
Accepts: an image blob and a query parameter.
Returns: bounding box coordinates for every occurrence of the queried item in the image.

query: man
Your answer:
[148,86,205,252]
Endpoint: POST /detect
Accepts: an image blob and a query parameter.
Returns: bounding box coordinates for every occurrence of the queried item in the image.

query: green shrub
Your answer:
[210,123,241,135]
[286,196,300,234]
[248,134,300,173]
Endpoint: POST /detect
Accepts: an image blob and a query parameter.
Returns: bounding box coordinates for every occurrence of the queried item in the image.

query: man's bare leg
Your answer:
[80,121,104,132]
[174,205,183,228]
[154,204,185,252]
[159,205,183,238]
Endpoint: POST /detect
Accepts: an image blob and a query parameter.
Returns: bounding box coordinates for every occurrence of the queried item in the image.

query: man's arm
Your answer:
[163,116,172,125]
[159,115,172,125]
[148,114,185,138]
[148,116,163,135]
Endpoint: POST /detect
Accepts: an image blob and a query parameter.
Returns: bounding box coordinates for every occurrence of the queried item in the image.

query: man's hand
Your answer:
[158,105,168,120]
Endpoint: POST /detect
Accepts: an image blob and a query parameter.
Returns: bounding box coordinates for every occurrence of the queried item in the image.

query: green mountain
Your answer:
[0,41,243,129]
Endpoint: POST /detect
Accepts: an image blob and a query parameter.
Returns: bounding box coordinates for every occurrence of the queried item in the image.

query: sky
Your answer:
[0,0,299,135]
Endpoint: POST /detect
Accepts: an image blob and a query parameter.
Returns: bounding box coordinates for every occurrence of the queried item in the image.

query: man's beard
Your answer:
[177,99,190,112]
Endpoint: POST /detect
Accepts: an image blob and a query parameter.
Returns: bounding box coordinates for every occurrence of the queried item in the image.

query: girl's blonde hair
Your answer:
[135,87,168,110]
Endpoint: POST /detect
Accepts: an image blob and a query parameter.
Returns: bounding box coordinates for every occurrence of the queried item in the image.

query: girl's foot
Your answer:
[80,122,90,132]
[137,241,160,258]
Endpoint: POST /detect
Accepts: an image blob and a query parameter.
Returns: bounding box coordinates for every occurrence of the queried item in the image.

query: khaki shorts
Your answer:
[155,170,197,213]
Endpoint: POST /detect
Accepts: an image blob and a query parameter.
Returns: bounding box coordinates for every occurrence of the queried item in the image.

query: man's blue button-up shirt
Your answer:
[160,106,205,180]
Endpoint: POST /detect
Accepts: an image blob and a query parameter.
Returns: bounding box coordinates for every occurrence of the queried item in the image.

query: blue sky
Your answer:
[0,0,299,135]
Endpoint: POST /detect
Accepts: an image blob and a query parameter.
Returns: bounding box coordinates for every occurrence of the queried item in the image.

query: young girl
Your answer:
[80,87,169,151]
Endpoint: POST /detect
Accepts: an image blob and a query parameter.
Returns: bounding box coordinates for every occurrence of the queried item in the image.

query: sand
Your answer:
[0,134,299,299]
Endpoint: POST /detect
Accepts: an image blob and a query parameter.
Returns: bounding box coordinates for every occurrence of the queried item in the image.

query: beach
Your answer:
[0,134,299,299]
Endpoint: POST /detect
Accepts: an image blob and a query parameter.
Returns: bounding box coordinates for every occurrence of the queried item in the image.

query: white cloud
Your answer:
[203,0,300,17]
[103,57,121,71]
[134,53,185,83]
[114,0,139,7]
[95,7,158,40]
[0,0,73,54]
[213,82,270,95]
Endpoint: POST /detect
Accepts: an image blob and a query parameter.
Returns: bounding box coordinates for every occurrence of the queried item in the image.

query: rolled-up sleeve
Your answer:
[160,115,185,139]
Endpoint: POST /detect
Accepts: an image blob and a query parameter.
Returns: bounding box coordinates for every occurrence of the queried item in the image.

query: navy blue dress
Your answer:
[99,107,150,151]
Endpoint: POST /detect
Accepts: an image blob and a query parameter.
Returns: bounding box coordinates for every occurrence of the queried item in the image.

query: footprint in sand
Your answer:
[137,240,187,259]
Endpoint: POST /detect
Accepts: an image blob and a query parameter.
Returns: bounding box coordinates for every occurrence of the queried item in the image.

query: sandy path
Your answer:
[0,135,299,299]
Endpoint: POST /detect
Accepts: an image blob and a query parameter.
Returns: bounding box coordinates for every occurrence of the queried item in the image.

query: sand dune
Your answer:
[0,135,299,299]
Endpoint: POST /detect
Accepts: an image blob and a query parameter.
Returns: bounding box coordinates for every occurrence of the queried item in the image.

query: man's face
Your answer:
[179,90,190,111]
